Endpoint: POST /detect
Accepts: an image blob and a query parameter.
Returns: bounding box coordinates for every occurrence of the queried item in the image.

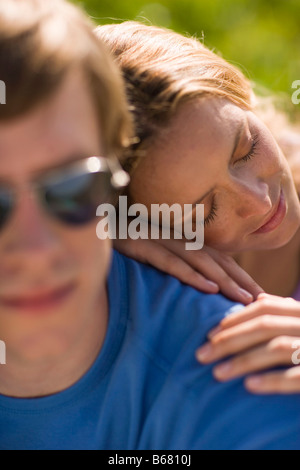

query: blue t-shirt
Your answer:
[0,250,299,450]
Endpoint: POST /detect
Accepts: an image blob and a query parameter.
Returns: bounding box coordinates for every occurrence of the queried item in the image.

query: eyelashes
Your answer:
[203,133,260,227]
[204,196,217,227]
[236,133,259,164]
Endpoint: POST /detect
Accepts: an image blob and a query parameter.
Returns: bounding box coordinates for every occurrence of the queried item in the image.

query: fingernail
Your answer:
[207,325,222,339]
[245,376,263,389]
[213,362,232,379]
[205,280,219,291]
[196,343,213,362]
[257,293,267,300]
[238,288,253,301]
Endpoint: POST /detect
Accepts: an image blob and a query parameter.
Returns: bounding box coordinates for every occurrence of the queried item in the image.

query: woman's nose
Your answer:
[232,179,273,219]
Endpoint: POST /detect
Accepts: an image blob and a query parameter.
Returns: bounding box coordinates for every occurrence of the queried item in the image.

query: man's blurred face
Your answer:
[0,71,112,362]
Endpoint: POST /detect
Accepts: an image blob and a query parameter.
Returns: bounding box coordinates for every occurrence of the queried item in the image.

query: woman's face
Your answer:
[129,97,300,252]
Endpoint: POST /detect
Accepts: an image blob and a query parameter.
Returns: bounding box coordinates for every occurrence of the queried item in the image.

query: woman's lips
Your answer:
[252,190,286,235]
[0,282,76,313]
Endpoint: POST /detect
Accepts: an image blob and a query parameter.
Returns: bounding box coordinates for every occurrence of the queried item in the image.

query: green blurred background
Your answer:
[72,0,299,108]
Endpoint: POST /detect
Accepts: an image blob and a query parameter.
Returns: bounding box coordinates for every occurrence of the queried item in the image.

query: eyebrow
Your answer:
[191,120,245,206]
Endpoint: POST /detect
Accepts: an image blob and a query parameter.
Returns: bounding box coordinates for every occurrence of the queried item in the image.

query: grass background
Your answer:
[72,0,300,115]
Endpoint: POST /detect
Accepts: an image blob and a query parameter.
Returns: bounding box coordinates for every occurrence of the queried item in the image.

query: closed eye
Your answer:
[204,196,217,227]
[236,133,259,164]
[199,134,260,229]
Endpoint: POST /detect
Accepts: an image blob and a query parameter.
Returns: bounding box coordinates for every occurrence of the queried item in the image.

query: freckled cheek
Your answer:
[205,218,239,249]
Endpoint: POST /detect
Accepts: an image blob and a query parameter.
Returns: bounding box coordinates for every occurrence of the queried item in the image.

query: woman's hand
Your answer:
[114,237,263,304]
[196,293,300,394]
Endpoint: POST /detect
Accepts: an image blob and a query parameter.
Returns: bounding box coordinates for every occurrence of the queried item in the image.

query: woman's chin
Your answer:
[249,216,300,251]
[214,221,300,253]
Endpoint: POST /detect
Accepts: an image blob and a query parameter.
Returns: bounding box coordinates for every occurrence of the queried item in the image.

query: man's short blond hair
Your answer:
[0,0,132,159]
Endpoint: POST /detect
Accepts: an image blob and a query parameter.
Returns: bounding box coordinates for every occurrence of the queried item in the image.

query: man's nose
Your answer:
[3,191,61,257]
[231,178,273,219]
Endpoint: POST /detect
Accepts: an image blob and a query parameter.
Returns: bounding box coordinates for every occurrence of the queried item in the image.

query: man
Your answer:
[0,0,299,450]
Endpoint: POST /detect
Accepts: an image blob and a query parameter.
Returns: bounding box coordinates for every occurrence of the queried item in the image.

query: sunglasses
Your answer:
[0,156,129,229]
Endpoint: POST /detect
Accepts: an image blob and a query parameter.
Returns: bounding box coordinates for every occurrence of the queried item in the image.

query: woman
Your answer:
[96,21,300,393]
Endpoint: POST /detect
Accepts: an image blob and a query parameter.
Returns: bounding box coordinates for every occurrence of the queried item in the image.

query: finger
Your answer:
[197,316,300,363]
[118,239,221,293]
[117,238,254,303]
[257,292,292,302]
[113,237,151,262]
[193,257,254,304]
[210,252,264,299]
[187,257,254,304]
[212,336,298,382]
[245,366,300,394]
[151,252,220,293]
[161,243,256,304]
[168,249,254,304]
[209,295,299,336]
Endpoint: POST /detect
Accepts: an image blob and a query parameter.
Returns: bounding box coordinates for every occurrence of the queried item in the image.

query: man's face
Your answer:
[0,71,111,362]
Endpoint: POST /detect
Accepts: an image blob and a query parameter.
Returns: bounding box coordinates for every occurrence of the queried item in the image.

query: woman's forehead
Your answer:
[135,99,245,172]
[128,98,250,205]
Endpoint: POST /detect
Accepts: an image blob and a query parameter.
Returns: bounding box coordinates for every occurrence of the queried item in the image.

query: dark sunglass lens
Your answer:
[0,188,12,229]
[43,171,113,225]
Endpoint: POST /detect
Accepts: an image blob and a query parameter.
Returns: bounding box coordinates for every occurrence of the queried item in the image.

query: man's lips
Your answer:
[252,189,286,235]
[0,282,76,312]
